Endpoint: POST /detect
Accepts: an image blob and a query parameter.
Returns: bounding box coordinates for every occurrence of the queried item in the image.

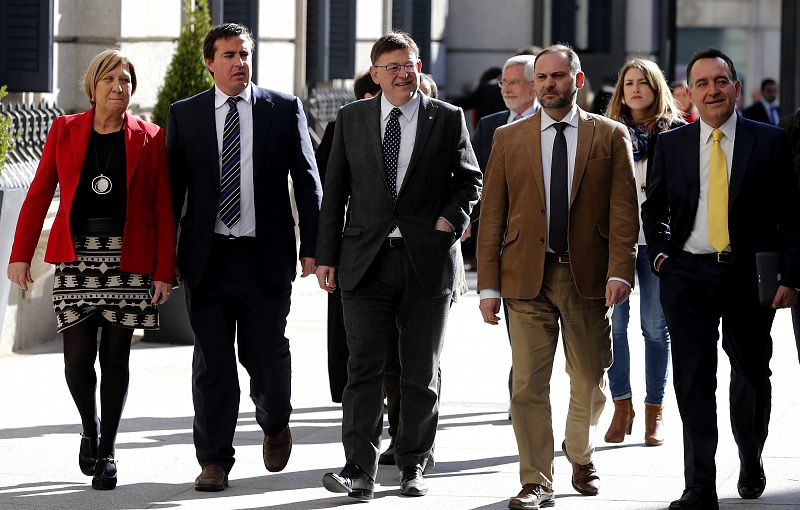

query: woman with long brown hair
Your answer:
[603,58,685,447]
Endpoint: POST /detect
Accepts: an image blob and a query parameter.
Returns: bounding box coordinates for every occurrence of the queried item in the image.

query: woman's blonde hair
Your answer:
[82,49,137,105]
[605,58,681,132]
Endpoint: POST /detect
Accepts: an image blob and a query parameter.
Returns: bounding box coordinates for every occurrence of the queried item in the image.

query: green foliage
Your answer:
[151,0,214,128]
[0,85,15,175]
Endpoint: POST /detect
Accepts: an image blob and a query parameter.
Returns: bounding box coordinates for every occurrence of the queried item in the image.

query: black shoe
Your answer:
[737,460,766,499]
[378,439,396,465]
[669,488,718,509]
[322,463,374,500]
[79,434,98,476]
[91,457,117,490]
[400,465,428,497]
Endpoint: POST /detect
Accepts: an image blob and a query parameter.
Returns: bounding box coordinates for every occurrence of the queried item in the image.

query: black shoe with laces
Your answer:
[400,465,428,497]
[322,462,374,500]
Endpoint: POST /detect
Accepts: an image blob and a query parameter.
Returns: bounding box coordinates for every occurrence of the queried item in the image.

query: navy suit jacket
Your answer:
[642,114,800,287]
[471,109,509,172]
[167,85,322,289]
[742,101,775,125]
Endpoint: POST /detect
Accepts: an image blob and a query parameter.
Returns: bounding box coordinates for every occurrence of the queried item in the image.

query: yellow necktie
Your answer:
[708,128,729,252]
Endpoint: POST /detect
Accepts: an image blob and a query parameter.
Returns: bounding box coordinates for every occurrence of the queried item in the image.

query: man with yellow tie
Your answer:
[642,48,800,510]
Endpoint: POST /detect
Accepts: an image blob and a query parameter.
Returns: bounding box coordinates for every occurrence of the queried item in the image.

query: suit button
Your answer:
[538,238,544,244]
[540,209,545,215]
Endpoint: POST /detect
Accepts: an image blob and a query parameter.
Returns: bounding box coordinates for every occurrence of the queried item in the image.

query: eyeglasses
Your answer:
[498,79,532,88]
[373,63,417,75]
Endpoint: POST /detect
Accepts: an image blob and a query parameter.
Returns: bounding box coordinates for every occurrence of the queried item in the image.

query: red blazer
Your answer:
[10,109,176,283]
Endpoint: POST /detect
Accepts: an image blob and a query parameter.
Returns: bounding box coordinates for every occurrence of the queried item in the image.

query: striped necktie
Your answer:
[219,96,242,229]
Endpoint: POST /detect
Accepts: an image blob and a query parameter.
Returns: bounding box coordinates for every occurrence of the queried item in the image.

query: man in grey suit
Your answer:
[315,32,481,500]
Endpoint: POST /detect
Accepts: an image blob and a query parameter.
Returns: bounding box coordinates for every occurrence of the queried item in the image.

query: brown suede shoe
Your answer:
[263,425,292,472]
[562,440,599,496]
[508,483,555,509]
[194,464,228,492]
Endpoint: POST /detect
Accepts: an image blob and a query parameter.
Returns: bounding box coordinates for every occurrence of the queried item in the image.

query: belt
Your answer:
[384,237,405,248]
[545,252,570,264]
[687,251,733,264]
[213,233,256,242]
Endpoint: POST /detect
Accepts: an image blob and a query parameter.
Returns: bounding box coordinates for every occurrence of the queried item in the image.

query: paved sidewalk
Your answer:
[1,274,799,509]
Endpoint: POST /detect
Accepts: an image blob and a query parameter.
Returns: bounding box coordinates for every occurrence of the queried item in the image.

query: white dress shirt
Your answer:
[683,112,737,254]
[380,92,420,238]
[213,84,256,237]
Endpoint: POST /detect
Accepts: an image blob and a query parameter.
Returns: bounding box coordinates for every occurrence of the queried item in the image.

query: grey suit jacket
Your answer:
[316,93,482,297]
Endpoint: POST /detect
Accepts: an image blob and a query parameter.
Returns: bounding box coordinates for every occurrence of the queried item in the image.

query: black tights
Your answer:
[62,314,133,459]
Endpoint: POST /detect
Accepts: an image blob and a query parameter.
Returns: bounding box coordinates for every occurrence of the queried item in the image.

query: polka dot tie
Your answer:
[219,96,242,228]
[383,107,402,201]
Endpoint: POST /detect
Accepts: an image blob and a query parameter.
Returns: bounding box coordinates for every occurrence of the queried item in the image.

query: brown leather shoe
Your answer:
[562,441,599,496]
[263,425,292,472]
[508,483,555,509]
[604,398,634,443]
[644,404,665,446]
[194,464,228,492]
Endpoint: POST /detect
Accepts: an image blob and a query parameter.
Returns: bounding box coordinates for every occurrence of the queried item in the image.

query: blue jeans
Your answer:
[609,247,671,405]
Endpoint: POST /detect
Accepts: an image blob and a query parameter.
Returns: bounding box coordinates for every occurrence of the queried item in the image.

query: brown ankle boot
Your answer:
[604,398,634,443]
[644,404,664,446]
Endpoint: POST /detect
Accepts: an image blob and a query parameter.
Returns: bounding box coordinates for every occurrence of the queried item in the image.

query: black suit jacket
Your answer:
[742,101,774,125]
[168,86,322,289]
[471,110,509,172]
[642,114,800,287]
[316,94,482,297]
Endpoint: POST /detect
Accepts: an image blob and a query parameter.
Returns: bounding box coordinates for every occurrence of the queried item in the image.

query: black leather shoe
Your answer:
[669,488,718,509]
[322,463,374,500]
[91,457,117,490]
[79,434,98,476]
[400,465,428,497]
[737,461,766,499]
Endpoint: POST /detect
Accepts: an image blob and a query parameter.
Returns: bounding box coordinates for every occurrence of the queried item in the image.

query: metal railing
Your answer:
[0,102,64,189]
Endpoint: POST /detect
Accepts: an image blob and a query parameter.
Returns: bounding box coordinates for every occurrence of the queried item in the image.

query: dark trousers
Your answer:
[792,304,800,364]
[659,252,774,490]
[327,287,349,402]
[384,318,442,440]
[341,245,450,479]
[186,237,293,472]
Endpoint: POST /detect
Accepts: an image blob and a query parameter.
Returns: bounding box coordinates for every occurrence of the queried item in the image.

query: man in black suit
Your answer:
[167,23,322,491]
[779,109,800,363]
[742,78,780,125]
[315,32,481,500]
[642,48,799,509]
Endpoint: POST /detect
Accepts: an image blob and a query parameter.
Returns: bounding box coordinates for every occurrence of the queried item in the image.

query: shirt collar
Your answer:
[214,83,251,109]
[516,100,540,119]
[700,110,737,145]
[760,97,778,109]
[381,91,420,122]
[540,103,579,132]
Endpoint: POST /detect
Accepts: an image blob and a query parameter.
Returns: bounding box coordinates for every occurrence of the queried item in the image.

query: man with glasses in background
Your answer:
[315,31,481,500]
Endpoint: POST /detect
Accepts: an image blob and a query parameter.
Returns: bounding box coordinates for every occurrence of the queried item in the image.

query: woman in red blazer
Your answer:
[7,49,175,490]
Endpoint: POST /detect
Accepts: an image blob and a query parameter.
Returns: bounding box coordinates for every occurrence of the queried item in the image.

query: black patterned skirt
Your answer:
[52,236,159,332]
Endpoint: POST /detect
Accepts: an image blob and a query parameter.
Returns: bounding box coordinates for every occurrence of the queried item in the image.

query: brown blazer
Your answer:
[477,107,638,299]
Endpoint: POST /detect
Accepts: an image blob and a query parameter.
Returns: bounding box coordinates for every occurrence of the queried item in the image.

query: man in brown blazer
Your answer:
[477,44,638,509]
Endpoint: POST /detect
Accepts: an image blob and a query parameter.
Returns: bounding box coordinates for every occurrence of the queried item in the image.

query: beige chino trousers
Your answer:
[506,258,613,488]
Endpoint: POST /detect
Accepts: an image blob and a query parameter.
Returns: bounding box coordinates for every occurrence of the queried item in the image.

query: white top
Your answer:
[380,92,420,237]
[213,84,255,237]
[683,112,737,254]
[633,157,647,245]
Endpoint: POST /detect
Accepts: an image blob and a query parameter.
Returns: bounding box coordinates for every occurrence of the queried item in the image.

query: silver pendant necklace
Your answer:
[91,125,123,195]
